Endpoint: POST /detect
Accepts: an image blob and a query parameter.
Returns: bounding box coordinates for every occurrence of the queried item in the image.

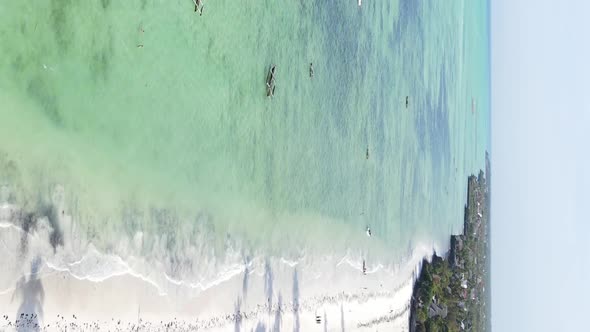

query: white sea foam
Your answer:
[0,216,439,332]
[163,263,245,292]
[280,257,299,267]
[45,248,168,296]
[0,193,441,332]
[1,212,436,299]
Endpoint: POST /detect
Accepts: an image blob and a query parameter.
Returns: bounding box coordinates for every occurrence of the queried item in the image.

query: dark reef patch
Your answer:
[17,204,64,257]
[26,77,63,127]
[121,205,143,238]
[38,204,64,253]
[312,1,364,139]
[50,0,73,52]
[150,208,179,251]
[19,213,37,258]
[91,50,109,81]
[89,29,114,83]
[414,65,451,173]
[100,0,111,10]
[11,54,25,73]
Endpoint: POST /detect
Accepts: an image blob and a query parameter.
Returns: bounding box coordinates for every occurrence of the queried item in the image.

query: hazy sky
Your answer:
[492,0,590,330]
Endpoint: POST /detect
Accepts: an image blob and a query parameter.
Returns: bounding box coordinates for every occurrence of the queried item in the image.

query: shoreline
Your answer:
[0,256,417,331]
[409,152,491,332]
[0,211,436,331]
[0,161,490,332]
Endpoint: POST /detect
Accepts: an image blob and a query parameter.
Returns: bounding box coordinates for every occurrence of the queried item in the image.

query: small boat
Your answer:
[266,65,276,97]
[366,226,371,237]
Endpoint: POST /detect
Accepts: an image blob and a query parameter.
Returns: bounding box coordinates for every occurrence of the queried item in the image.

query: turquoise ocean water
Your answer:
[0,0,490,302]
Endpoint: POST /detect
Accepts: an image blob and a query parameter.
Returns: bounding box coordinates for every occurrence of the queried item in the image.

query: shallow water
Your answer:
[0,0,490,313]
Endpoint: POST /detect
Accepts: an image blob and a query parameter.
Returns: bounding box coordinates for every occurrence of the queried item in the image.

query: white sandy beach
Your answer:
[0,203,431,331]
[0,266,415,331]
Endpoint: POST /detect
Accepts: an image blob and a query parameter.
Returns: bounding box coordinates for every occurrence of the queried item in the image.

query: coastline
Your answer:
[0,162,490,332]
[0,0,491,330]
[409,152,491,332]
[0,253,418,331]
[0,205,434,332]
[0,170,441,331]
[0,156,490,332]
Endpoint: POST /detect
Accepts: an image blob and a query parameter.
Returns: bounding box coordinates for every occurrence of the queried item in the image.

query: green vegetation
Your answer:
[410,154,491,332]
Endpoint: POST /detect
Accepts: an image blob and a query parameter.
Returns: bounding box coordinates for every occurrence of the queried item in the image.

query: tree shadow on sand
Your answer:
[242,255,251,299]
[264,259,273,313]
[234,296,242,332]
[12,256,45,331]
[292,268,299,332]
[253,321,267,332]
[273,293,282,332]
[340,304,345,332]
